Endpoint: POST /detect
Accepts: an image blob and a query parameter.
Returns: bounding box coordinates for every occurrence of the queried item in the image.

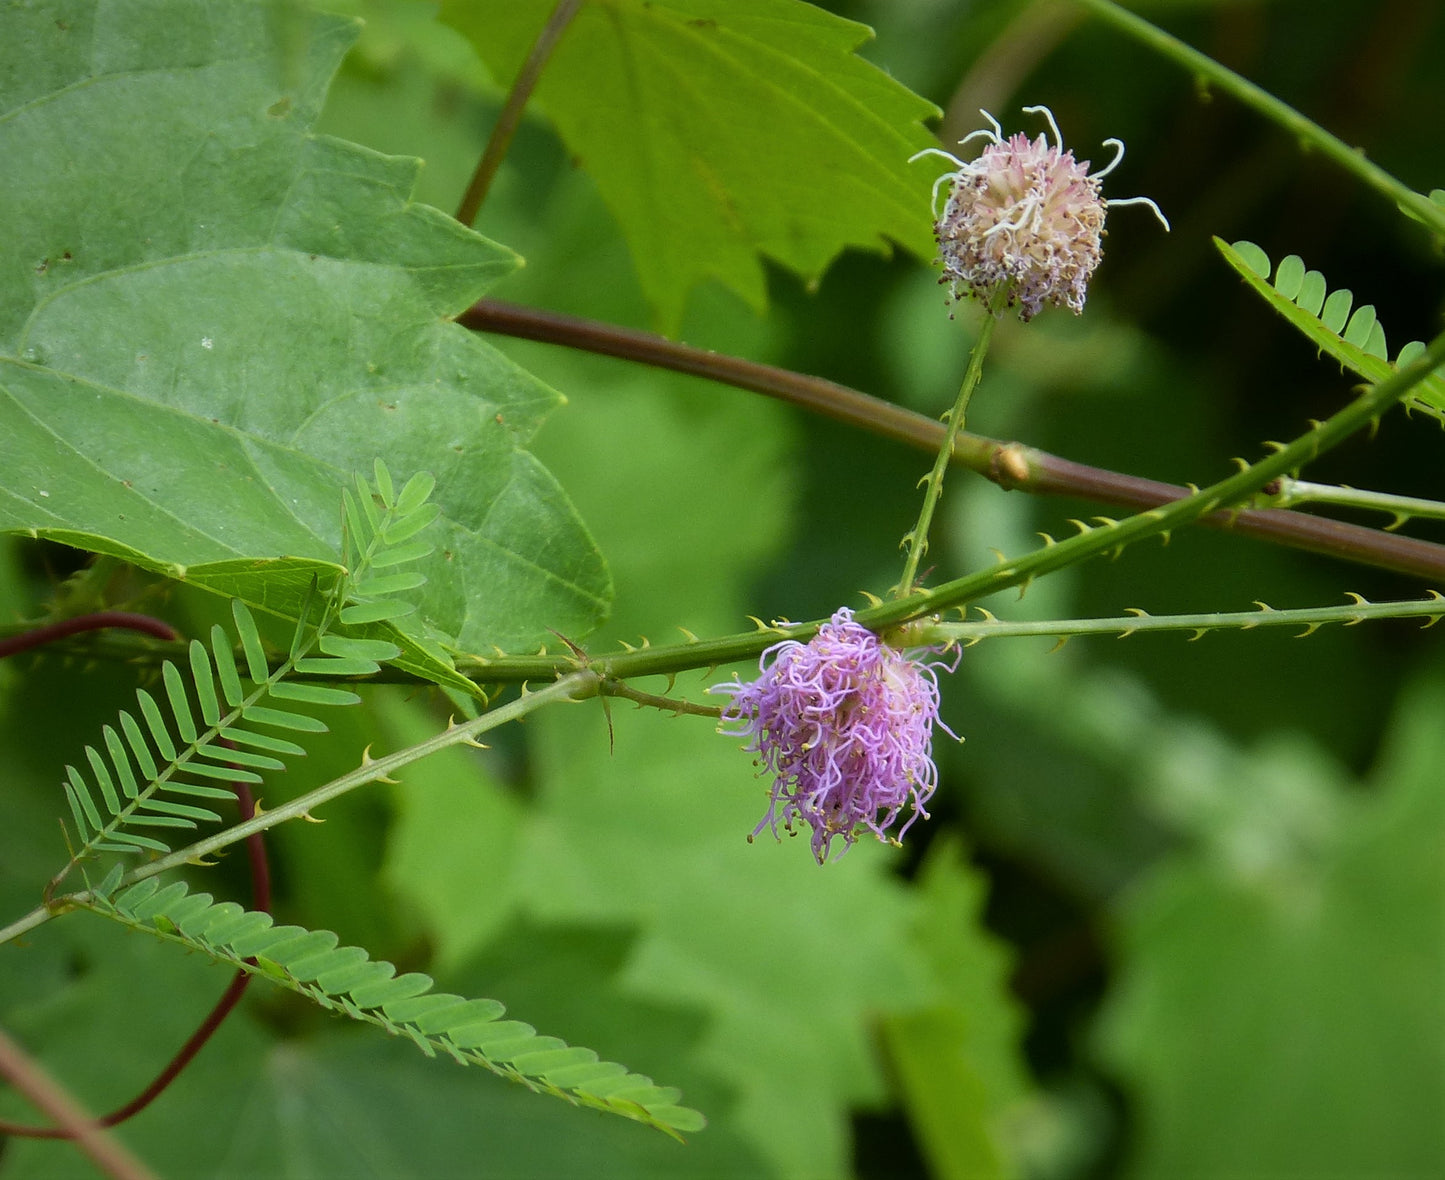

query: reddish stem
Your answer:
[0,611,177,657]
[0,617,270,1139]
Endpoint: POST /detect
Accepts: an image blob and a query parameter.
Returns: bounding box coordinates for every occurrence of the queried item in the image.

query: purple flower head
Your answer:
[912,105,1168,322]
[710,608,957,864]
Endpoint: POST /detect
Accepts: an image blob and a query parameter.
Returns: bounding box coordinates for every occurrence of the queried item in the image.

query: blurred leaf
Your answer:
[518,705,938,1180]
[381,692,527,970]
[443,0,940,333]
[453,920,772,1176]
[881,838,1031,1180]
[0,0,610,663]
[1096,677,1445,1177]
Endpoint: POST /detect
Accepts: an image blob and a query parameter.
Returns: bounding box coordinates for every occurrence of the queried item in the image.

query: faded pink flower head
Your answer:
[710,608,957,864]
[914,106,1168,322]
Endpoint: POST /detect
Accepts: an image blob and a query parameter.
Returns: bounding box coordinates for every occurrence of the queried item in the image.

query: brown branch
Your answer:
[0,1027,158,1180]
[458,297,1445,583]
[455,0,584,227]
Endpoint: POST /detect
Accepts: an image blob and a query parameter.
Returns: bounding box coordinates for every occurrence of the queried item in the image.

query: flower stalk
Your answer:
[894,310,999,598]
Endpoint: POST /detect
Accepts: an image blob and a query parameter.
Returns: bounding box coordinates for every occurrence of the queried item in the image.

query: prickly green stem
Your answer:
[1265,478,1445,528]
[856,329,1445,629]
[1074,0,1445,237]
[895,313,999,598]
[908,593,1445,646]
[410,334,1445,686]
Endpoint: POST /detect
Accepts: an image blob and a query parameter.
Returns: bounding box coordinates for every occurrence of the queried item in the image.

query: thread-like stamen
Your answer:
[957,125,1000,150]
[909,146,968,169]
[982,197,1041,238]
[930,172,956,218]
[1107,194,1171,231]
[1092,137,1127,180]
[1022,104,1063,149]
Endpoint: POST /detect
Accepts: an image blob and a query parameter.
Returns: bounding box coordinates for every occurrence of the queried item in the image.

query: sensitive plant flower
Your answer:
[710,608,957,864]
[913,105,1169,322]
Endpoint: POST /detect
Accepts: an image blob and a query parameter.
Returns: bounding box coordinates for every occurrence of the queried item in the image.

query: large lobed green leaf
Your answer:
[0,0,610,664]
[444,0,941,333]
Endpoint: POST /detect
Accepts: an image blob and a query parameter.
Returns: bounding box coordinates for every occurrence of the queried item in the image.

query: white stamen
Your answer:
[930,172,956,218]
[956,126,998,151]
[1107,194,1171,232]
[1022,104,1063,149]
[983,196,1040,238]
[1092,137,1127,180]
[909,146,968,169]
[975,109,1004,142]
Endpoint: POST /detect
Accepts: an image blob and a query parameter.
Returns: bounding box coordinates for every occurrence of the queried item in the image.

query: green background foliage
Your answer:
[4,0,1445,1177]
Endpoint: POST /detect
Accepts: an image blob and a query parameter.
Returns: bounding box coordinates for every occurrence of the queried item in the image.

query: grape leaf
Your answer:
[0,0,611,671]
[443,0,941,333]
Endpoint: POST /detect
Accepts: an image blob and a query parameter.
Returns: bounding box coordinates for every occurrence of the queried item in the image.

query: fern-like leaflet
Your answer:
[1219,238,1445,421]
[81,873,704,1139]
[52,461,435,889]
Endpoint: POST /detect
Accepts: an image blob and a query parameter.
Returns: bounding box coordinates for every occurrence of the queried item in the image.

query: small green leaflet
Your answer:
[1219,238,1445,421]
[445,0,941,334]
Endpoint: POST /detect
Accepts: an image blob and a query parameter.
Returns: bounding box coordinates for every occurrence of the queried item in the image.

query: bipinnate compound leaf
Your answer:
[58,596,371,872]
[1096,678,1445,1176]
[444,0,940,333]
[87,876,704,1138]
[0,0,610,666]
[1219,238,1445,421]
